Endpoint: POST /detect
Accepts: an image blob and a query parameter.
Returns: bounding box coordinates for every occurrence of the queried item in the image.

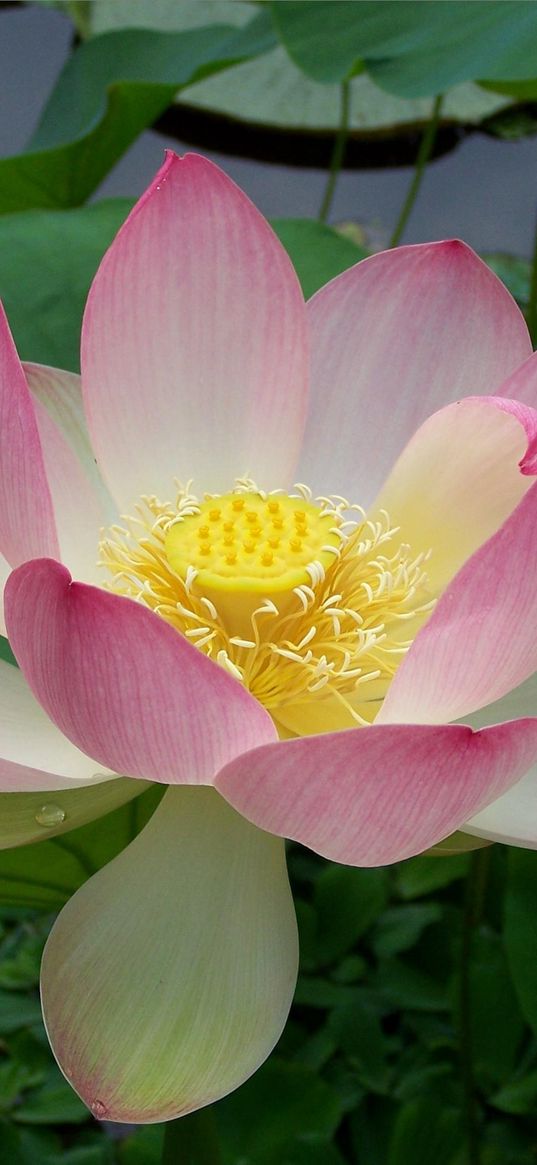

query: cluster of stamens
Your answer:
[99,479,435,730]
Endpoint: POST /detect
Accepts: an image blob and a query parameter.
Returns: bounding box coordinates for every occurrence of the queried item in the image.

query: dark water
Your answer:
[2,3,537,257]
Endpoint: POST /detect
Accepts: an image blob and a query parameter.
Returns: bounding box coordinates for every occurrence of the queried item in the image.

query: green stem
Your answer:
[389,94,444,248]
[161,1107,222,1165]
[459,847,490,1165]
[318,80,351,224]
[526,201,537,344]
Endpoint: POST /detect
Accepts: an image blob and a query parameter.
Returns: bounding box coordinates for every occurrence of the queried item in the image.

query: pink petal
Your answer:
[216,719,537,865]
[0,658,111,789]
[379,481,537,725]
[0,304,59,564]
[0,553,10,633]
[25,364,113,583]
[298,241,531,505]
[41,787,298,1123]
[458,673,537,848]
[5,559,276,784]
[82,152,308,512]
[496,348,537,408]
[372,394,537,593]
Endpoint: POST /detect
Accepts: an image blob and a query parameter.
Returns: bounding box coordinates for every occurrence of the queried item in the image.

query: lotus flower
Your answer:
[2,152,537,1123]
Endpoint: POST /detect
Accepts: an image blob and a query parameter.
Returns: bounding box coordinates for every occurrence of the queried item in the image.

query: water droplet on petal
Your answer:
[35,803,66,828]
[91,1099,108,1118]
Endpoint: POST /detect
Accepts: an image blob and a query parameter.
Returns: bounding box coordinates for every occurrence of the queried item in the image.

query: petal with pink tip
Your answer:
[298,241,531,504]
[372,395,537,593]
[454,672,537,848]
[379,481,537,725]
[0,304,59,564]
[5,560,276,785]
[82,152,308,511]
[41,786,298,1123]
[216,719,537,866]
[25,363,115,581]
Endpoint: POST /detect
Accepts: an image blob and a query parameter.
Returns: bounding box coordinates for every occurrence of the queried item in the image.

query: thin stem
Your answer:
[458,846,490,1165]
[389,94,444,248]
[318,80,351,224]
[161,1107,222,1165]
[526,200,537,344]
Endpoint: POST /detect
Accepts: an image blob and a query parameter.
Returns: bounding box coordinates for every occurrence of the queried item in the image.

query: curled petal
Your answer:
[41,786,298,1123]
[5,560,276,784]
[372,394,537,593]
[380,481,537,724]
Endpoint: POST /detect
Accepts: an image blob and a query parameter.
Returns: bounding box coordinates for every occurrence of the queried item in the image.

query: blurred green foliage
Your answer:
[2,2,537,1161]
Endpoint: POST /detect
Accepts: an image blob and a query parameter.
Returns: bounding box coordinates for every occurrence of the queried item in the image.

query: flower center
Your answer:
[100,480,435,732]
[165,491,341,594]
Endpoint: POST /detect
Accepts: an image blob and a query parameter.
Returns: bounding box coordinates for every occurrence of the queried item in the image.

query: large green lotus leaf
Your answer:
[85,0,510,132]
[0,14,275,214]
[271,1,537,99]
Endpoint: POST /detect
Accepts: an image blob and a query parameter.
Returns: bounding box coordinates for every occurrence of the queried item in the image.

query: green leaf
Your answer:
[0,15,276,213]
[387,1097,463,1165]
[216,1058,343,1164]
[86,1,511,137]
[504,848,537,1037]
[462,928,525,1091]
[492,1068,537,1115]
[0,200,133,371]
[119,1125,163,1164]
[15,1075,88,1125]
[312,865,389,967]
[327,997,390,1093]
[376,957,448,1012]
[271,1,537,98]
[272,219,366,299]
[396,853,469,899]
[372,903,442,958]
[0,786,163,910]
[0,991,43,1035]
[0,637,17,668]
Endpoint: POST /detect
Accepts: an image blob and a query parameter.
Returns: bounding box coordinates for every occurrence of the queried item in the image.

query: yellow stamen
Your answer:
[99,480,435,731]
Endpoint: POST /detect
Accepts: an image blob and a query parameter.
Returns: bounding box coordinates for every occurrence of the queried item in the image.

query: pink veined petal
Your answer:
[458,672,537,848]
[41,786,298,1123]
[24,363,115,582]
[0,552,10,634]
[379,480,537,725]
[215,719,537,866]
[297,240,531,505]
[0,303,59,564]
[4,559,277,785]
[82,151,308,512]
[371,394,537,594]
[495,348,537,408]
[0,658,116,789]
